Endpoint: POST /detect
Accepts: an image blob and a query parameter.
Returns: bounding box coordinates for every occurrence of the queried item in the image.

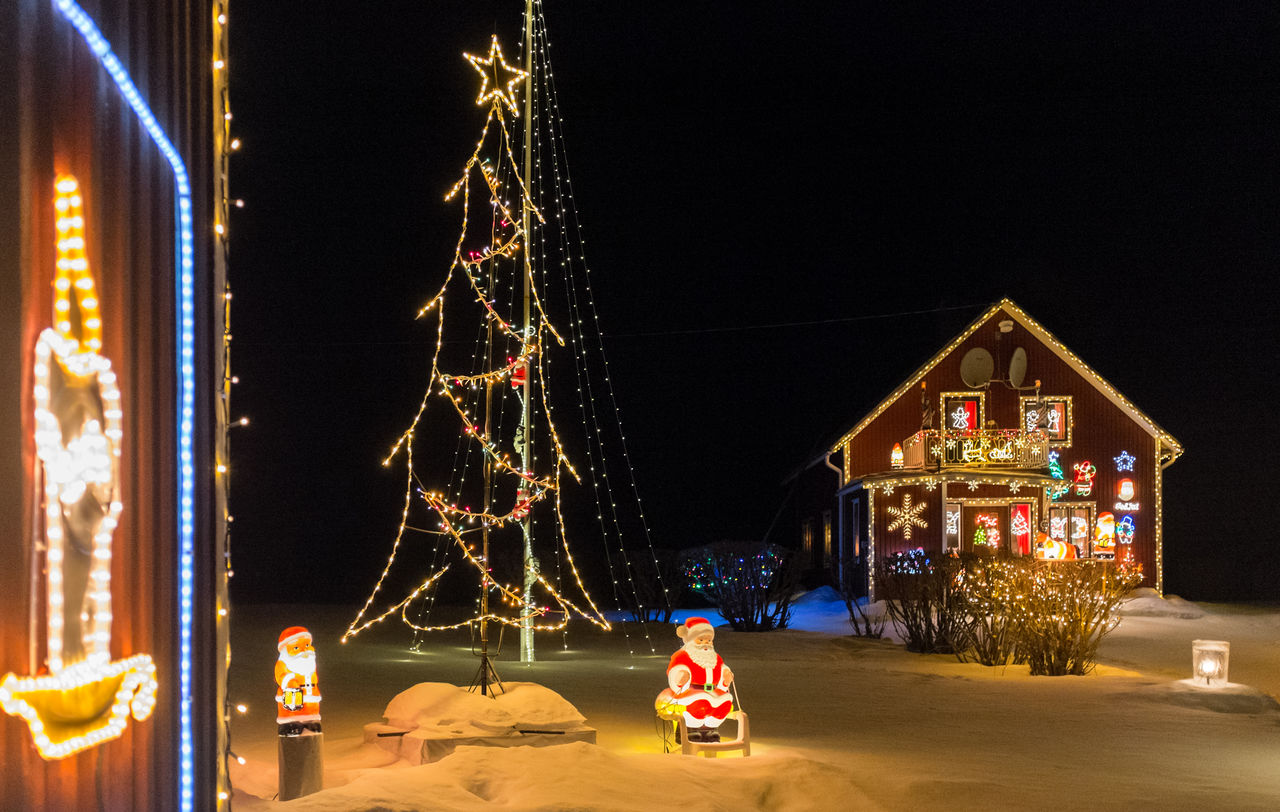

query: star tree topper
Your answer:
[464,35,529,116]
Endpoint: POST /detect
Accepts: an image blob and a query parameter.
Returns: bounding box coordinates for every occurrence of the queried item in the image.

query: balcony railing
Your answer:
[900,429,1049,470]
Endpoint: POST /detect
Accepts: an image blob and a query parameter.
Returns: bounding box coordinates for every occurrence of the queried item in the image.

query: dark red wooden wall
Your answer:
[0,0,225,807]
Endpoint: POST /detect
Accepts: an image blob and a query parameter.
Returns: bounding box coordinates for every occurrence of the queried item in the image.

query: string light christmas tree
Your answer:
[345,3,671,689]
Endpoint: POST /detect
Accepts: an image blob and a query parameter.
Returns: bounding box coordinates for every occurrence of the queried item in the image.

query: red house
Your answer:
[802,299,1181,598]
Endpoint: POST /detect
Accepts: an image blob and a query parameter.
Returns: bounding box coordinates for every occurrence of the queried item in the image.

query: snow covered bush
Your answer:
[877,550,965,653]
[1014,560,1142,676]
[681,542,799,631]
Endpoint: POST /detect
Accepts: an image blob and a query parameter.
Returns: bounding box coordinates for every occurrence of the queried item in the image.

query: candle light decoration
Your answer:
[1,175,157,760]
[1191,640,1229,686]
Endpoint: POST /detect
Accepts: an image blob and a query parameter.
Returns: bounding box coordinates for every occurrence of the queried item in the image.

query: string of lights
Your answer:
[531,0,670,648]
[344,33,613,645]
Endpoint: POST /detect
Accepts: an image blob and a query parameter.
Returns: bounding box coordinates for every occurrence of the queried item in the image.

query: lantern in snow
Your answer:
[890,443,904,469]
[276,626,322,735]
[1191,640,1229,686]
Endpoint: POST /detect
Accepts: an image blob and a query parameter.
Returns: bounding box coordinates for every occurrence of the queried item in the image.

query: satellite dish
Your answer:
[959,347,995,389]
[1009,347,1028,388]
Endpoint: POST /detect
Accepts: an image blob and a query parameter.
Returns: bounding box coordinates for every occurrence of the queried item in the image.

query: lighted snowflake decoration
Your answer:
[967,480,980,491]
[886,493,928,539]
[1008,481,1023,494]
[945,437,958,450]
[1114,450,1136,472]
[924,480,938,491]
[881,484,895,496]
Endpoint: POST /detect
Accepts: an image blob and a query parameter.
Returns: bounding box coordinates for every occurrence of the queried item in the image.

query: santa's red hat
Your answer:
[676,617,714,641]
[278,626,311,651]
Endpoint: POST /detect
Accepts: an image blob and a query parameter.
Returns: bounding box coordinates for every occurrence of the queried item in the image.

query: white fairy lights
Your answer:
[344,34,610,644]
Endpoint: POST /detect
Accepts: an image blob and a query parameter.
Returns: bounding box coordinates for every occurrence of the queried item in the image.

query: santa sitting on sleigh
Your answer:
[656,617,734,742]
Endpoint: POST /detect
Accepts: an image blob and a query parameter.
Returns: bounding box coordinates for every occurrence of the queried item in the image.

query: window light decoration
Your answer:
[0,176,157,760]
[1072,461,1096,497]
[1191,640,1229,686]
[890,442,904,469]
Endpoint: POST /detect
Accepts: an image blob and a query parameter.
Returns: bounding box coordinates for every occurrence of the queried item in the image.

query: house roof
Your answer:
[830,298,1183,462]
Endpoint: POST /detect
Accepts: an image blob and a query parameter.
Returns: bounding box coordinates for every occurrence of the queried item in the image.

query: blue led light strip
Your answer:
[51,2,196,809]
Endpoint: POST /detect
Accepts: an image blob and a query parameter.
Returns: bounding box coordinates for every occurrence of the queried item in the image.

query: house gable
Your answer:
[832,298,1182,468]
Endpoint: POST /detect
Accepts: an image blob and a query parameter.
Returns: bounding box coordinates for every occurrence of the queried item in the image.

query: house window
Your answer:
[823,511,833,561]
[944,501,961,552]
[941,392,984,432]
[802,520,814,556]
[1047,503,1093,558]
[1020,395,1072,446]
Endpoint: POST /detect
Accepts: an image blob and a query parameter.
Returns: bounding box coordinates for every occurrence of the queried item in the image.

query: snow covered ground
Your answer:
[228,590,1280,810]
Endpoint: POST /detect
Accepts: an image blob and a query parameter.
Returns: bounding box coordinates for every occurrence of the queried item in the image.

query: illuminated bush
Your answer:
[947,553,1025,667]
[681,542,799,632]
[1013,560,1141,676]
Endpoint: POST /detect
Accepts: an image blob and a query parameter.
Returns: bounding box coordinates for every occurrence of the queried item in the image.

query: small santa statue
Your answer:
[275,626,322,736]
[661,617,733,742]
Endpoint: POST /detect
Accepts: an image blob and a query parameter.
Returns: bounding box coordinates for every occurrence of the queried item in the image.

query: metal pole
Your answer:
[519,0,537,663]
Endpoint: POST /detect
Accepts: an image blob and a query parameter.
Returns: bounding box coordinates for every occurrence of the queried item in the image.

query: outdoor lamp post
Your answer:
[1191,640,1229,686]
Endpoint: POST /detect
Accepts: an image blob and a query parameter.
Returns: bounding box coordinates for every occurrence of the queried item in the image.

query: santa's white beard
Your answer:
[684,641,718,670]
[281,650,316,677]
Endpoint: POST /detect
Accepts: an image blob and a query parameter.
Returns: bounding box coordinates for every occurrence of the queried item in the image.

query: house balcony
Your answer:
[900,429,1049,471]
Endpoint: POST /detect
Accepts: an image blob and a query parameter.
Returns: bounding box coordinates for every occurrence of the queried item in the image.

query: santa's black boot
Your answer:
[703,727,721,743]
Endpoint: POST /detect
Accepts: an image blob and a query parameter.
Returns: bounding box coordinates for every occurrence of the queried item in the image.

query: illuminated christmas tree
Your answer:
[344,6,667,689]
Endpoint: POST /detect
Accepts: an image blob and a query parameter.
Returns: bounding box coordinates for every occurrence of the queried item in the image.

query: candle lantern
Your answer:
[1191,639,1229,686]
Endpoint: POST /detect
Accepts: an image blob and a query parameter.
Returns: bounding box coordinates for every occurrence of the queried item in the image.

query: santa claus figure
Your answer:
[275,626,322,736]
[663,617,733,742]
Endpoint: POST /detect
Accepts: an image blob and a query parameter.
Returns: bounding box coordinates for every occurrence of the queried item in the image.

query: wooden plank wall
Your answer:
[0,0,222,807]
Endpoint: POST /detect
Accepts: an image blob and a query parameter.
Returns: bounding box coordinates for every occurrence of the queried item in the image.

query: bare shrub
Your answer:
[621,549,682,624]
[877,550,965,654]
[681,542,799,631]
[845,593,888,639]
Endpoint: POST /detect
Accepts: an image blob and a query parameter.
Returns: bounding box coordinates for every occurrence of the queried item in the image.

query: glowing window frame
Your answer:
[51,3,196,808]
[1019,394,1073,447]
[939,391,984,433]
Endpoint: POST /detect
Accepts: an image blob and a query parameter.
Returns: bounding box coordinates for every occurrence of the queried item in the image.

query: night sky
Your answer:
[227,2,1280,607]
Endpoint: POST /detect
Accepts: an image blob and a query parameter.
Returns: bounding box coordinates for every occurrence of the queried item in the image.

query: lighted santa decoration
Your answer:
[658,617,734,742]
[275,626,322,735]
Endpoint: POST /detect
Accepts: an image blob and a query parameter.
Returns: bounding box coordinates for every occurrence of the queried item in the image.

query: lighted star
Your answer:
[1114,450,1136,472]
[464,35,529,116]
[886,493,928,540]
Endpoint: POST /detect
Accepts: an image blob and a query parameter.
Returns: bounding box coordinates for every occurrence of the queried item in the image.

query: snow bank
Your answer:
[1119,588,1206,619]
[382,681,585,734]
[1121,679,1280,715]
[232,741,863,812]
